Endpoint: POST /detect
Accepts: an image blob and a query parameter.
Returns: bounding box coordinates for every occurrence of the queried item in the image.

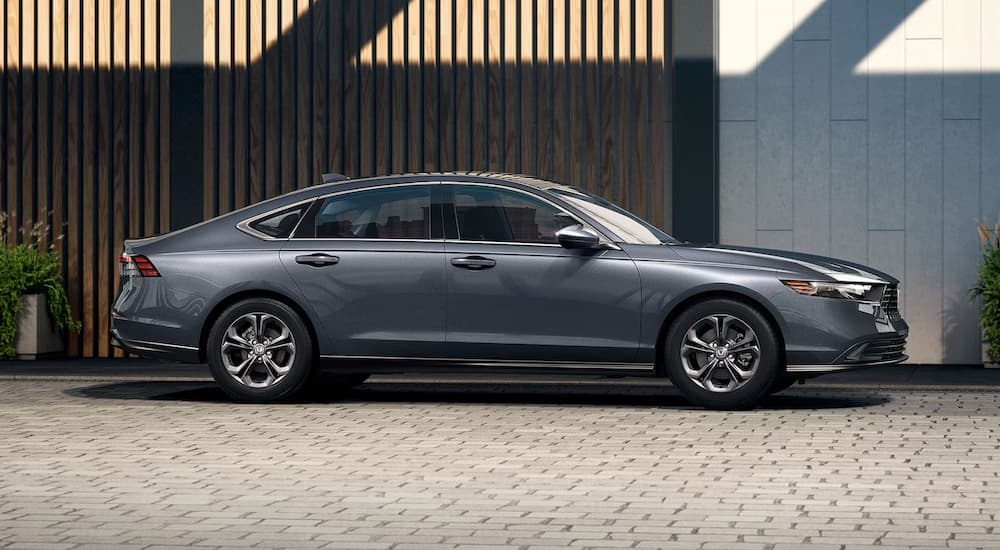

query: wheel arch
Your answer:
[653,288,787,378]
[198,289,320,363]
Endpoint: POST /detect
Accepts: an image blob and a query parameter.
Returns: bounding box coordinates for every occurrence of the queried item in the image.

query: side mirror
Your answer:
[555,225,602,249]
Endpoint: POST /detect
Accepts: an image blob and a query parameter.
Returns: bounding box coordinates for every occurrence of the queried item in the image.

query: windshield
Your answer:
[549,187,679,245]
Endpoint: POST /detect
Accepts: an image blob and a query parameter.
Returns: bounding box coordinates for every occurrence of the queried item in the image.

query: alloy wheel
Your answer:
[679,314,761,392]
[220,312,297,388]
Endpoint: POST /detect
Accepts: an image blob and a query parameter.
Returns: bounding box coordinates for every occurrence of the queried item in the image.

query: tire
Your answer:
[206,298,314,402]
[664,298,781,410]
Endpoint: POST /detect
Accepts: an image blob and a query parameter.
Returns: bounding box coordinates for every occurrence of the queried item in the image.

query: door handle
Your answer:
[295,253,340,267]
[450,256,497,270]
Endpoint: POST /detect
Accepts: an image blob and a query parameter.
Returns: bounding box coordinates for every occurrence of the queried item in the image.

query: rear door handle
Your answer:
[295,253,340,267]
[450,256,496,270]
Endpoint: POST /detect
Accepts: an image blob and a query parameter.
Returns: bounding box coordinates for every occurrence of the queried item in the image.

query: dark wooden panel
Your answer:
[7,0,673,356]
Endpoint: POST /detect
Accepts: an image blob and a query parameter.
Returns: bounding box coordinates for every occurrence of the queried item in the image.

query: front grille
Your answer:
[881,285,902,320]
[849,336,907,363]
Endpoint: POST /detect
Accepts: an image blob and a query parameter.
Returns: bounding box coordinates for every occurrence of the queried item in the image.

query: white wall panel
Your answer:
[831,0,868,120]
[830,121,868,263]
[720,122,758,246]
[756,0,795,230]
[719,0,757,121]
[792,40,831,254]
[867,0,906,231]
[943,0,981,119]
[942,119,982,364]
[903,38,943,363]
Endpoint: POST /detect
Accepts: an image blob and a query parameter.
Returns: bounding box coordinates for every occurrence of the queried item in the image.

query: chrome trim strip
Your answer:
[117,338,199,351]
[321,355,655,371]
[787,355,908,373]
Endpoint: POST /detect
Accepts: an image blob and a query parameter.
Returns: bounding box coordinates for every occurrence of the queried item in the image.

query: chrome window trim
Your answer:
[235,179,622,250]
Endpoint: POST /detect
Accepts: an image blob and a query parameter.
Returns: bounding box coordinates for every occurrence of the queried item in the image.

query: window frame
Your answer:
[294,182,441,242]
[443,182,611,247]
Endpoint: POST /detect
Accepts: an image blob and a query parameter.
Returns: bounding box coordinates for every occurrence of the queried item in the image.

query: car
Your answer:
[111,172,908,409]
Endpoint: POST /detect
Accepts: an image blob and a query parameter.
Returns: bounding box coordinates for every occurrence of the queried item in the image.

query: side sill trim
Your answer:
[320,355,655,371]
[787,355,908,374]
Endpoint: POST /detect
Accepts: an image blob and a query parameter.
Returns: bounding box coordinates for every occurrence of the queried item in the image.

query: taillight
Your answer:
[120,254,161,277]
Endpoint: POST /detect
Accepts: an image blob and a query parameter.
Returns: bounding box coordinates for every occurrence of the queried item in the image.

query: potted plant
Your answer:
[0,213,81,359]
[974,217,1000,368]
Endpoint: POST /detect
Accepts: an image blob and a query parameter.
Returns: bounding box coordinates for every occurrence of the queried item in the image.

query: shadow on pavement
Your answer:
[67,380,892,410]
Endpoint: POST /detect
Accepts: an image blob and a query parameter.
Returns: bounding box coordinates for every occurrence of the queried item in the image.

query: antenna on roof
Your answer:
[321,173,350,184]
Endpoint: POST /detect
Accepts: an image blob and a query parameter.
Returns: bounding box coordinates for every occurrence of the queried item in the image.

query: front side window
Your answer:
[304,185,431,239]
[450,185,577,244]
[548,187,678,244]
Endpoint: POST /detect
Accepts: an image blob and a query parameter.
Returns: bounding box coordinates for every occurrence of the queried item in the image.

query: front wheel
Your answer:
[206,298,314,402]
[664,299,781,410]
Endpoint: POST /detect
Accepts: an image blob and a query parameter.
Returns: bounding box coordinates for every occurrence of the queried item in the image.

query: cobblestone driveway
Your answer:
[1,378,998,549]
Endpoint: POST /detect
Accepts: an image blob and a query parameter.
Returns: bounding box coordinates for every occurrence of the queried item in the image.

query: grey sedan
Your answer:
[112,172,908,409]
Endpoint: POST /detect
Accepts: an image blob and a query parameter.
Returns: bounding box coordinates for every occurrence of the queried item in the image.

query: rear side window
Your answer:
[247,206,305,238]
[450,185,576,243]
[304,185,432,239]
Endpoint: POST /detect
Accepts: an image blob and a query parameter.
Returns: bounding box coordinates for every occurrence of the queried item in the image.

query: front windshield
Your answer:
[549,187,679,245]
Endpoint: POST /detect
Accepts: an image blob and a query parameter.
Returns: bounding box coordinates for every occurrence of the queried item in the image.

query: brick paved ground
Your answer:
[1,378,999,549]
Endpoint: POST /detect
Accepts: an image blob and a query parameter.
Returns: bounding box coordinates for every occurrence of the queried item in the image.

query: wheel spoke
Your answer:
[225,355,255,377]
[682,330,716,355]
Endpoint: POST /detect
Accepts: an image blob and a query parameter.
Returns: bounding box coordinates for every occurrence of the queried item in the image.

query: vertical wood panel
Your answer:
[9,0,674,357]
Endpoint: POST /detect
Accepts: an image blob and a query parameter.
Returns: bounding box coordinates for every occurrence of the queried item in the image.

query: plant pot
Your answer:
[13,293,65,359]
[985,338,1000,369]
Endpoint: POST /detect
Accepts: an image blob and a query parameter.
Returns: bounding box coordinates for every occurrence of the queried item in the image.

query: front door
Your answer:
[442,183,642,364]
[280,184,447,358]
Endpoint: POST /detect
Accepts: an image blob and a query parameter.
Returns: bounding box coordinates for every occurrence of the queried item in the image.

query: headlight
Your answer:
[782,280,879,301]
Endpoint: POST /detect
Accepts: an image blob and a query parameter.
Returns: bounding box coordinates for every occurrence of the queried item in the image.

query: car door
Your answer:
[280,183,447,358]
[442,183,643,364]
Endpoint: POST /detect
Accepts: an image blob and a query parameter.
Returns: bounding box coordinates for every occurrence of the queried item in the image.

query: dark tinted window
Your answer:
[310,185,431,239]
[248,206,305,238]
[451,186,576,243]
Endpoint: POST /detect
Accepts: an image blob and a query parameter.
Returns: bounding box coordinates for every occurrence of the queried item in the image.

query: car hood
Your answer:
[630,243,898,284]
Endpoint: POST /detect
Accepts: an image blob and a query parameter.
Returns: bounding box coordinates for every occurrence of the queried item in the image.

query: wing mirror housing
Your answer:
[555,225,602,249]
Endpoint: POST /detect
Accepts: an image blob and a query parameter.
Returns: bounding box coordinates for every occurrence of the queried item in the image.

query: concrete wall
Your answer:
[718,0,1000,364]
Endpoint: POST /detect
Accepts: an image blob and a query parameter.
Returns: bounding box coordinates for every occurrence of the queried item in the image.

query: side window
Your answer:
[247,205,305,238]
[310,185,431,239]
[452,186,576,244]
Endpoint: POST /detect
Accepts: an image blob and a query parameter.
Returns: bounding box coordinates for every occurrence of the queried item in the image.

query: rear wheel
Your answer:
[664,299,781,410]
[206,298,314,402]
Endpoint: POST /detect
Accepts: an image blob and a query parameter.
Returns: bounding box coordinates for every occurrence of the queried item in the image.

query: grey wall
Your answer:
[718,0,1000,364]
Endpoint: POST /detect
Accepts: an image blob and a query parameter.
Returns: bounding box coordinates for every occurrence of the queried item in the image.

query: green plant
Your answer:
[974,217,1000,363]
[0,212,81,358]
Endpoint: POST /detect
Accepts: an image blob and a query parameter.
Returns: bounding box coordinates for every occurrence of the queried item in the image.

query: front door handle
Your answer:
[295,253,340,267]
[450,256,497,270]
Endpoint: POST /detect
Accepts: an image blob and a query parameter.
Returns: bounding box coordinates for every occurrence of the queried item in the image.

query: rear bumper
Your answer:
[110,328,201,363]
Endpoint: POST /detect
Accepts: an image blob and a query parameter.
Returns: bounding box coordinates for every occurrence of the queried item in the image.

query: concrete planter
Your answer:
[13,293,64,359]
[985,332,1000,369]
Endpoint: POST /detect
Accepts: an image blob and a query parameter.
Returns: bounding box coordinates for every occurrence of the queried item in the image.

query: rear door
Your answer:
[280,183,447,358]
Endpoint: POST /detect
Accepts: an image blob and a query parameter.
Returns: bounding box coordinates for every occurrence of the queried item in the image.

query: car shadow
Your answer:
[67,379,892,410]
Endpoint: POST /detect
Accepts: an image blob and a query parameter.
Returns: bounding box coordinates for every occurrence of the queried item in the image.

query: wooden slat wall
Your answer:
[204,0,673,225]
[3,0,671,358]
[1,0,170,358]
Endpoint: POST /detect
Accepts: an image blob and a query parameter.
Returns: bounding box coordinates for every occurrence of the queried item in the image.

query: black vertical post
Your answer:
[671,0,718,243]
[169,0,205,230]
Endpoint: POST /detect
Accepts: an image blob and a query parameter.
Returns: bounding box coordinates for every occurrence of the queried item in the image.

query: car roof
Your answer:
[316,171,566,192]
